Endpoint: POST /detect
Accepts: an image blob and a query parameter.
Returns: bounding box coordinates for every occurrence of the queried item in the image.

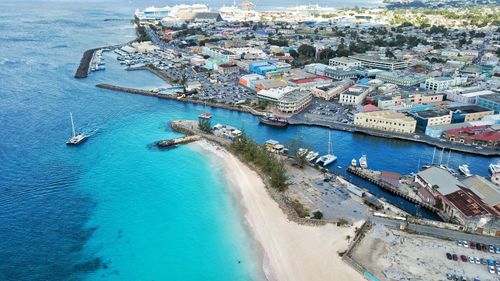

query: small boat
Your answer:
[458,164,472,177]
[296,148,308,158]
[305,151,319,162]
[359,155,367,169]
[66,112,88,145]
[259,114,288,127]
[489,162,500,174]
[265,139,288,154]
[316,132,337,167]
[351,158,357,167]
[198,113,212,119]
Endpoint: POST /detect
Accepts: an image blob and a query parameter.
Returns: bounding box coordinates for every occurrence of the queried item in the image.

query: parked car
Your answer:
[496,246,500,254]
[489,266,496,274]
[463,241,469,248]
[489,245,495,253]
[481,258,487,265]
[446,253,453,260]
[476,243,482,250]
[482,244,488,252]
[470,242,476,249]
[468,256,474,263]
[475,257,481,264]
[453,254,458,261]
[460,255,468,262]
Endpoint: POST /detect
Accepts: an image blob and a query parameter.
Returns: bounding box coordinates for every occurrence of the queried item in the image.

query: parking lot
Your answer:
[350,223,500,281]
[298,98,354,123]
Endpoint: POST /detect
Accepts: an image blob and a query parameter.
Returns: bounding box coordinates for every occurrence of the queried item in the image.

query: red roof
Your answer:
[444,189,492,217]
[362,104,379,112]
[289,76,331,84]
[446,126,500,142]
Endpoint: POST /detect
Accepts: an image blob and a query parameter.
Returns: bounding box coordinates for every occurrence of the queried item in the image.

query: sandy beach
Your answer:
[192,140,364,281]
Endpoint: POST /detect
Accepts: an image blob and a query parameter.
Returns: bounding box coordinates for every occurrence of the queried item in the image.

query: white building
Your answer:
[329,57,362,68]
[424,76,468,92]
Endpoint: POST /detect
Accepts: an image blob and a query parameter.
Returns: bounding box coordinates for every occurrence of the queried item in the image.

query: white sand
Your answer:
[192,141,364,281]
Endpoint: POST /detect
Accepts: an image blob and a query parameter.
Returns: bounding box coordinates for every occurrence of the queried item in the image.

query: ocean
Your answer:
[0,0,497,280]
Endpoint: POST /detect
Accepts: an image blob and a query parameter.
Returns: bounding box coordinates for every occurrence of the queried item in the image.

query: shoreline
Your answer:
[190,140,364,281]
[95,82,499,157]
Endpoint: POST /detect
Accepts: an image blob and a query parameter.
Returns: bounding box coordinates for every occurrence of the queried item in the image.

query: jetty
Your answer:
[75,48,99,78]
[156,135,201,148]
[346,166,441,214]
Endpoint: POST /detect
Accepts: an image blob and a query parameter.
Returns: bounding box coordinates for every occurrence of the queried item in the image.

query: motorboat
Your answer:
[305,151,319,162]
[359,155,367,169]
[458,164,472,177]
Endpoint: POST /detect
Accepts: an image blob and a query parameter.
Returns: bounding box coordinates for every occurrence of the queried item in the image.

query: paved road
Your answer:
[371,216,500,245]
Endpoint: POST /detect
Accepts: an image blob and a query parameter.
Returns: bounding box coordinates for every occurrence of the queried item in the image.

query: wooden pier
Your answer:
[156,135,201,148]
[347,166,440,213]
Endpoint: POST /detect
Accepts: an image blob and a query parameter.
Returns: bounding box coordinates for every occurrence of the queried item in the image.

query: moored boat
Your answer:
[305,151,319,162]
[489,162,500,174]
[351,158,357,167]
[198,113,212,119]
[458,164,472,177]
[359,155,367,169]
[316,132,337,167]
[259,114,288,127]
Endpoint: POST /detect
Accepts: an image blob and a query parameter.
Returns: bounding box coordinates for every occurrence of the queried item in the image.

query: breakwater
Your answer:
[75,48,99,78]
[156,135,201,148]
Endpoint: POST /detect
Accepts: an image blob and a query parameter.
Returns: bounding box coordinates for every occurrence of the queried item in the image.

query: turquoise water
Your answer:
[0,1,497,280]
[76,113,264,280]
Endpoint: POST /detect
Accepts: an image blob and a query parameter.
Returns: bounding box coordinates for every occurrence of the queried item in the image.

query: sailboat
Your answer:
[316,132,337,167]
[66,112,88,145]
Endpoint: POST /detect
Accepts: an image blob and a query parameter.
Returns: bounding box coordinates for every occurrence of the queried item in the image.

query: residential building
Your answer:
[376,71,427,87]
[353,110,417,134]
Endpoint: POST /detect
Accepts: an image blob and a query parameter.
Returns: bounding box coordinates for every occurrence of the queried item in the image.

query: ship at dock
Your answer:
[259,114,288,127]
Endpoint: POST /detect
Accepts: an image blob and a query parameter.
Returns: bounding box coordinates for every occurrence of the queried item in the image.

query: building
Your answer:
[304,63,328,76]
[443,125,500,148]
[449,105,494,123]
[217,63,239,75]
[446,89,494,104]
[192,12,223,23]
[461,176,500,216]
[415,167,494,224]
[311,79,354,101]
[376,71,427,87]
[424,122,470,138]
[288,76,332,89]
[350,54,408,71]
[339,84,371,105]
[253,79,288,92]
[376,92,444,109]
[324,66,359,79]
[424,76,467,92]
[411,109,452,129]
[239,74,264,89]
[256,87,312,114]
[353,110,417,134]
[329,57,362,68]
[476,94,500,114]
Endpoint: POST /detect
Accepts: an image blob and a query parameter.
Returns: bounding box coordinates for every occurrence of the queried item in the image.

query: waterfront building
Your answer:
[311,79,354,101]
[411,109,452,129]
[375,71,427,87]
[353,110,417,134]
[256,87,312,114]
[443,125,500,148]
[449,105,494,123]
[424,76,467,92]
[415,167,494,225]
[424,122,470,138]
[328,57,362,68]
[446,88,494,104]
[239,74,264,89]
[476,94,500,114]
[339,84,372,105]
[461,176,500,216]
[349,54,408,71]
[376,91,444,110]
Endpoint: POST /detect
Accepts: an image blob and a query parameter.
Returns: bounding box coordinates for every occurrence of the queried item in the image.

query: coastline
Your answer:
[190,140,364,281]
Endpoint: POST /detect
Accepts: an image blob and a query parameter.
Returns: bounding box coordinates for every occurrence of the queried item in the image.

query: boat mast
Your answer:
[70,112,76,137]
[431,147,436,165]
[328,131,332,155]
[439,148,444,165]
[446,150,451,167]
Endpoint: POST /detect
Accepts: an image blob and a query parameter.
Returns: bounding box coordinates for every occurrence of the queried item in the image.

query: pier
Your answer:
[75,48,99,78]
[156,135,201,148]
[346,166,441,214]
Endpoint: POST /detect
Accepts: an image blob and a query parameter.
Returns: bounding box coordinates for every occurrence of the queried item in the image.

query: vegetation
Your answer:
[313,211,323,220]
[198,118,212,134]
[290,199,309,218]
[230,132,289,192]
[268,37,289,47]
[297,44,316,59]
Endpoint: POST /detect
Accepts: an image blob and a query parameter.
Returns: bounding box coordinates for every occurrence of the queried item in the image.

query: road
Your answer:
[370,216,500,245]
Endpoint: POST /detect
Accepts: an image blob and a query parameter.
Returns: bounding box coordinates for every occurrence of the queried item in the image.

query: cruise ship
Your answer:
[135,4,210,21]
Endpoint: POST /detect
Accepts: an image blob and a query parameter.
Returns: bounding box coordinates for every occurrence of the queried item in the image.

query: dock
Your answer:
[346,166,441,214]
[156,135,201,148]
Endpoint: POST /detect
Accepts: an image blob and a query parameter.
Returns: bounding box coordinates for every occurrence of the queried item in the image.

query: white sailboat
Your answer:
[66,112,87,145]
[316,132,337,167]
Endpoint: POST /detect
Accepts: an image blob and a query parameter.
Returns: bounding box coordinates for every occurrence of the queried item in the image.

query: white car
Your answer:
[463,241,469,248]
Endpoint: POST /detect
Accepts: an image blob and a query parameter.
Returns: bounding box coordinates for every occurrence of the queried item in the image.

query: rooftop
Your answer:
[449,105,493,114]
[413,109,451,119]
[417,166,462,195]
[461,176,500,210]
[477,93,500,103]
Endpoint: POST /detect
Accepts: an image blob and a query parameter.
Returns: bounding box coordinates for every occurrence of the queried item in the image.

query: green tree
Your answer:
[313,211,323,219]
[298,44,316,59]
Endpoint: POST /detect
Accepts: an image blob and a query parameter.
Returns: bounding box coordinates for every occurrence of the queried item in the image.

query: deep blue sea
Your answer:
[0,0,498,280]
